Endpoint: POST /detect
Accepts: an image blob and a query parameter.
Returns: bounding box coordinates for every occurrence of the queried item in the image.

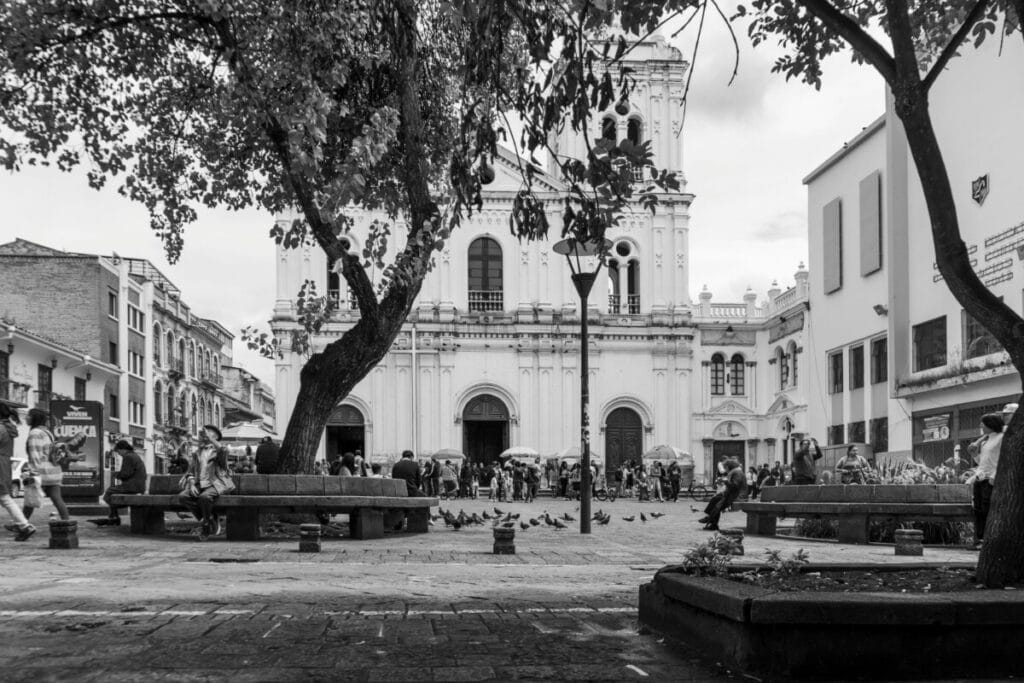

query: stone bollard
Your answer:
[299,523,322,553]
[49,520,79,549]
[493,526,515,555]
[720,528,745,556]
[894,529,924,556]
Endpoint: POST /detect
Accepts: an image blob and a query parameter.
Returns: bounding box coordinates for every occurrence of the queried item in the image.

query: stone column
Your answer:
[746,438,760,467]
[702,438,715,482]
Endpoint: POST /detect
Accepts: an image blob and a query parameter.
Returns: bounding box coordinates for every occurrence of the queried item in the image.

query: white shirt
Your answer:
[974,432,1002,483]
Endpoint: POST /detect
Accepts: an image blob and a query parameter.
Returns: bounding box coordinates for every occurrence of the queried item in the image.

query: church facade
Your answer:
[272,35,810,482]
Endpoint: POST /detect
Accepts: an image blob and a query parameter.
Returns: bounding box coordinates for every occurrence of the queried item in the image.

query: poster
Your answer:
[921,413,951,442]
[50,399,104,500]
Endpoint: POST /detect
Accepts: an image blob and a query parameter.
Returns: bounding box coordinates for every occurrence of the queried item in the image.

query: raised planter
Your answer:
[639,563,1024,679]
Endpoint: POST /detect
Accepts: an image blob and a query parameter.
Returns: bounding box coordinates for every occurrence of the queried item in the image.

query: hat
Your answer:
[203,424,223,441]
[1002,403,1018,415]
[114,439,134,452]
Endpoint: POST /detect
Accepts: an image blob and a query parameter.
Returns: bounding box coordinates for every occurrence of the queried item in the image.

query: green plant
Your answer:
[762,548,810,579]
[793,518,838,539]
[671,535,739,577]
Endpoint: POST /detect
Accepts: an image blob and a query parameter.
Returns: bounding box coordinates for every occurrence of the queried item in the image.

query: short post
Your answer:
[299,523,322,553]
[894,528,924,556]
[493,526,515,554]
[49,520,79,549]
[720,528,745,555]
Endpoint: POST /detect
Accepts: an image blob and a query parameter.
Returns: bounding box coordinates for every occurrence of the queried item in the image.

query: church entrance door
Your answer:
[326,405,365,464]
[462,395,510,468]
[713,440,746,472]
[605,407,643,474]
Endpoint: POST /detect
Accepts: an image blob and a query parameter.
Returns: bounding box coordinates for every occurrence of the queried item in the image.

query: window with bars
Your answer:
[849,345,865,390]
[827,424,845,445]
[729,354,745,395]
[710,354,725,396]
[74,377,86,401]
[468,237,503,312]
[870,417,888,453]
[829,351,843,394]
[963,310,1001,359]
[870,337,887,384]
[913,316,946,371]
[847,420,866,443]
[778,348,789,389]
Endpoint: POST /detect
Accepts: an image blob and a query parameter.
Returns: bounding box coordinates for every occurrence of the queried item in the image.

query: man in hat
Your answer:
[92,440,147,526]
[178,424,235,541]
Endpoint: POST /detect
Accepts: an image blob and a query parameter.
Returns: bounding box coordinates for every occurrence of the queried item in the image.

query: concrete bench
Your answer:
[736,484,972,544]
[110,475,437,541]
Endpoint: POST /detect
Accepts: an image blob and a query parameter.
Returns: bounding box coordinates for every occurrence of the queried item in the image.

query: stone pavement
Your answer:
[0,495,978,681]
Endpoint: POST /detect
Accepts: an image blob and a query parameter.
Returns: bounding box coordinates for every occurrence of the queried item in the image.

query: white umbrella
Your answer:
[431,448,465,460]
[642,445,689,462]
[500,446,539,459]
[553,446,601,461]
[219,421,275,441]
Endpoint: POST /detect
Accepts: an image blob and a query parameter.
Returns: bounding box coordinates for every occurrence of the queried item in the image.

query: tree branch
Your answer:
[923,0,991,90]
[798,0,898,85]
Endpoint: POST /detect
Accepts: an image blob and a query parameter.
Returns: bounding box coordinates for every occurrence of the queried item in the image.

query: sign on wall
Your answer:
[50,399,104,500]
[920,413,951,442]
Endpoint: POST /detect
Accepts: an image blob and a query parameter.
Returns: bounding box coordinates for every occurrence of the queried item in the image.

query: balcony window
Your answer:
[913,316,946,371]
[468,237,503,313]
[849,345,865,390]
[963,310,1001,359]
[870,337,887,384]
[829,351,843,394]
[729,354,745,395]
[710,353,726,396]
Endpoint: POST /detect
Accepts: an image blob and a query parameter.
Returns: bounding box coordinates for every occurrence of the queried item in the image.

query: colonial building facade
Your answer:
[804,34,1024,466]
[273,34,810,482]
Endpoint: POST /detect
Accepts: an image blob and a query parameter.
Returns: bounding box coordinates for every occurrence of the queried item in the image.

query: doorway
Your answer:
[326,404,365,463]
[462,395,509,468]
[605,407,643,473]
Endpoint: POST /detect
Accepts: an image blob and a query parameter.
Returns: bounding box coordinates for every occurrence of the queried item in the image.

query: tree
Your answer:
[739,0,1022,586]
[0,1,683,473]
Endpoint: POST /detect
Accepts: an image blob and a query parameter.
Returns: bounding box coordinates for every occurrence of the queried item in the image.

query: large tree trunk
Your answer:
[894,87,1024,587]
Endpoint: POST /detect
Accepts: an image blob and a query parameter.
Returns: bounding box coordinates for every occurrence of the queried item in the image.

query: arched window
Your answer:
[206,399,213,426]
[627,118,642,145]
[177,338,185,369]
[214,403,221,428]
[191,394,198,434]
[199,397,206,428]
[777,347,788,389]
[153,324,162,365]
[788,341,798,386]
[601,117,616,142]
[154,382,163,423]
[710,353,726,396]
[178,392,187,428]
[213,356,220,376]
[607,240,640,314]
[167,391,175,427]
[188,342,196,377]
[468,237,503,312]
[730,354,746,395]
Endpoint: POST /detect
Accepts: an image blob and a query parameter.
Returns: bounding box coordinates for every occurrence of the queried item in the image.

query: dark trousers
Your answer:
[179,486,220,525]
[669,479,680,501]
[973,479,994,541]
[103,485,138,518]
[704,487,740,528]
[24,485,70,521]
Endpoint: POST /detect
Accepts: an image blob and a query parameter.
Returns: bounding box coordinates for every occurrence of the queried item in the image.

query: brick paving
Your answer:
[0,495,977,681]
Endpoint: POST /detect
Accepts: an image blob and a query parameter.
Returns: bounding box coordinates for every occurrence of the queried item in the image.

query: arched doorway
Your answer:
[712,420,747,471]
[326,404,365,462]
[605,407,643,473]
[462,395,509,467]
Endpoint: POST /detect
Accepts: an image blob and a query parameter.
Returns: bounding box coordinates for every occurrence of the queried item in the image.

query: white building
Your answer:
[804,33,1023,466]
[274,34,810,481]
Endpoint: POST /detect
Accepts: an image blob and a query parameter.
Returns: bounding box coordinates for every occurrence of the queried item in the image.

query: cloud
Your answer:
[749,210,807,242]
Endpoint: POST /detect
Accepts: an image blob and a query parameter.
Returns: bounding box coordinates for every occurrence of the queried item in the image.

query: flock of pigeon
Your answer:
[433,507,666,530]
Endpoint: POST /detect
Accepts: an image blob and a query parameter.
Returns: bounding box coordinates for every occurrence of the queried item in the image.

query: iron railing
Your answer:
[468,290,503,312]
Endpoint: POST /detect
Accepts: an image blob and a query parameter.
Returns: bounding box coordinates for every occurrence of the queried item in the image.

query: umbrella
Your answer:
[553,446,601,461]
[431,448,465,460]
[219,421,275,441]
[500,446,539,459]
[642,445,690,462]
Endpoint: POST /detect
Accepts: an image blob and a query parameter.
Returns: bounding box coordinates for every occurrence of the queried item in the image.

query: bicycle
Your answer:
[594,486,618,502]
[686,481,712,501]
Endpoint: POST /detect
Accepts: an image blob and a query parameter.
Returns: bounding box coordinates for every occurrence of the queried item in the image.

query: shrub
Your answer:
[669,534,740,577]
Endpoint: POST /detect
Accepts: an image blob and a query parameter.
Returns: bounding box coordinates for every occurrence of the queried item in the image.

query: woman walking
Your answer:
[22,408,70,523]
[0,404,35,540]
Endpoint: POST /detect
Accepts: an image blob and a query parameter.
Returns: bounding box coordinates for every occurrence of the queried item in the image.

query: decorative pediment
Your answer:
[487,146,566,194]
[766,393,794,415]
[708,400,755,415]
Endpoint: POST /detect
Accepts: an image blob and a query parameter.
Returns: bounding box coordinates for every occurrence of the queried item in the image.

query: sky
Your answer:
[0,12,885,386]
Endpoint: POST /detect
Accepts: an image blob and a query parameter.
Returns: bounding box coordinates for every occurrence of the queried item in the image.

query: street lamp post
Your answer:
[554,237,611,534]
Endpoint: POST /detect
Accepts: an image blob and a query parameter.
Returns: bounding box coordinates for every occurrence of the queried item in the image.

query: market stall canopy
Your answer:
[500,446,539,459]
[641,445,692,463]
[428,448,465,460]
[553,446,601,461]
[220,421,275,441]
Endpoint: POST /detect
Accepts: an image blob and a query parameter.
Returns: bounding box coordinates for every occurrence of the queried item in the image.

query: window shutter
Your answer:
[823,198,843,294]
[859,171,882,276]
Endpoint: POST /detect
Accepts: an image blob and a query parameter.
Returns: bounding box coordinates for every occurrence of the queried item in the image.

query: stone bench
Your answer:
[736,485,972,544]
[110,475,437,541]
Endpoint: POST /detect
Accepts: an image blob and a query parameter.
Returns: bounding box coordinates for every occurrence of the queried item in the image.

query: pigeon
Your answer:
[622,516,635,522]
[431,514,440,522]
[519,521,530,531]
[553,518,567,529]
[562,513,575,522]
[428,519,435,526]
[502,521,515,528]
[503,513,514,522]
[592,509,604,521]
[597,515,611,525]
[640,513,647,523]
[494,507,504,515]
[689,506,699,513]
[510,513,520,520]
[529,518,541,526]
[650,512,665,519]
[471,513,485,525]
[482,511,492,520]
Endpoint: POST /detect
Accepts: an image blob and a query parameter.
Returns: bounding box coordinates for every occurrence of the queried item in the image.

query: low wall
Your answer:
[146,475,406,497]
[639,566,1023,679]
[761,484,970,504]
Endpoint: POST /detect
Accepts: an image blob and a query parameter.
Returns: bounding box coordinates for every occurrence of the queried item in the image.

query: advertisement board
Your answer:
[50,399,104,500]
[921,414,951,442]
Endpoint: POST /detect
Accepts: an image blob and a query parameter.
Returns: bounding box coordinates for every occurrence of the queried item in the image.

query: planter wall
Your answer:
[761,484,970,504]
[146,474,405,497]
[639,567,1024,679]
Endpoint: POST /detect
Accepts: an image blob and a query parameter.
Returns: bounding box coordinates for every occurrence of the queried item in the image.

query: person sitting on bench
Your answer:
[699,459,746,531]
[93,440,147,526]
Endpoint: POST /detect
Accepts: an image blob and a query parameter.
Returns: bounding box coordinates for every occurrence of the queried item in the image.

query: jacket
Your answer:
[255,441,280,474]
[792,442,823,481]
[0,420,16,461]
[115,450,148,493]
[185,444,235,495]
[26,426,62,486]
[391,458,422,495]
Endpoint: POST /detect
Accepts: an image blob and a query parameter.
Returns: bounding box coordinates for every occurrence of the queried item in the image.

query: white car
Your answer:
[9,458,28,498]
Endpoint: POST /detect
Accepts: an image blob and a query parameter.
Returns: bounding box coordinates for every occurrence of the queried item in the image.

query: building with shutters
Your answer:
[804,34,1024,466]
[272,33,811,482]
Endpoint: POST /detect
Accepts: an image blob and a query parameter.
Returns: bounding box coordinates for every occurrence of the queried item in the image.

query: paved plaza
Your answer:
[1,495,978,682]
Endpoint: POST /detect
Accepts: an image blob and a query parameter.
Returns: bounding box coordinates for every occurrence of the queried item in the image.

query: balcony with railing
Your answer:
[200,371,223,389]
[607,294,641,315]
[168,357,185,379]
[0,379,30,407]
[468,290,503,313]
[328,289,360,311]
[162,412,189,431]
